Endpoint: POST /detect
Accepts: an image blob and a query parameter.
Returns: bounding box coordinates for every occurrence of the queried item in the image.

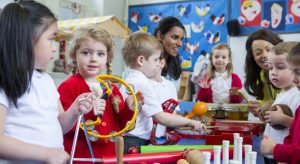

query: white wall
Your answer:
[0,0,12,8]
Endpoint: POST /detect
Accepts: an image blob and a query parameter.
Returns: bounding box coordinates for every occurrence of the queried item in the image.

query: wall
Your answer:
[128,0,300,85]
[39,0,126,85]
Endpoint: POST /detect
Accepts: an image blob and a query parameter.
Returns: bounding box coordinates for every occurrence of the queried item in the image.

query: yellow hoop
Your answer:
[80,75,138,139]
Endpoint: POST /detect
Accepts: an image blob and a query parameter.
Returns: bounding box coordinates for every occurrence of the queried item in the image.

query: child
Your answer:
[57,26,133,158]
[120,31,205,153]
[260,41,300,164]
[149,53,180,141]
[197,43,243,103]
[0,1,93,163]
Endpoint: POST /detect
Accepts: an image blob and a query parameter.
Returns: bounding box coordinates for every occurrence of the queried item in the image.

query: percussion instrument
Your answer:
[70,75,139,164]
[260,104,293,130]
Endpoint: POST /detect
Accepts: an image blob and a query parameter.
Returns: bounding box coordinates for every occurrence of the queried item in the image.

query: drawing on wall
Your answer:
[238,0,262,26]
[288,0,300,24]
[231,0,300,35]
[59,0,84,20]
[128,0,228,72]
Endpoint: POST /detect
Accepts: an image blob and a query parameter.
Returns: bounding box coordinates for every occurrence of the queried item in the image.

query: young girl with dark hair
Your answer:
[0,1,93,163]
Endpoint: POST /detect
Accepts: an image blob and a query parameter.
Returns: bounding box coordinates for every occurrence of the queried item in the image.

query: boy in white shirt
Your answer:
[120,32,205,153]
[261,41,300,163]
[149,53,181,144]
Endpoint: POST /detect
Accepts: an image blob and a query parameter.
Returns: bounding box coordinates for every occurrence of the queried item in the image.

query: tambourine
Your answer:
[80,75,138,139]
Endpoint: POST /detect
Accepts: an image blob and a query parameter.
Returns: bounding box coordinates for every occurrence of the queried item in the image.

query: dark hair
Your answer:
[153,16,185,80]
[244,29,283,100]
[0,0,57,106]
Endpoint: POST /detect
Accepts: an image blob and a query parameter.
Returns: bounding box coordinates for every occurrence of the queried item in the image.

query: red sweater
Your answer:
[273,106,300,164]
[197,73,243,103]
[58,73,133,159]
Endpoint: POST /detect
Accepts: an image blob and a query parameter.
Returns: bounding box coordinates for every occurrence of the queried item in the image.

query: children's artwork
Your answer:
[128,1,228,72]
[231,0,300,35]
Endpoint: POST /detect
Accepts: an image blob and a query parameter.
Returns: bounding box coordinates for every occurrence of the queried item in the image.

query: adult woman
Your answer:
[244,29,282,107]
[153,16,185,87]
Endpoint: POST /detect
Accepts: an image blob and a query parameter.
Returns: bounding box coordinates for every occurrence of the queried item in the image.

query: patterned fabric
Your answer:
[149,99,182,145]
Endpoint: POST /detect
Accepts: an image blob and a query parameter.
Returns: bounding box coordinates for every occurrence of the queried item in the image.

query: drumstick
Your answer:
[116,136,124,164]
[238,89,250,103]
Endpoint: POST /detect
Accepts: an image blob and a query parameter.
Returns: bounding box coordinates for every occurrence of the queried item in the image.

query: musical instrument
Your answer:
[70,75,139,164]
[207,103,250,120]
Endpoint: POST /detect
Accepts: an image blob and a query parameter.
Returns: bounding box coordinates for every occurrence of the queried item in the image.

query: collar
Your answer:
[215,71,227,78]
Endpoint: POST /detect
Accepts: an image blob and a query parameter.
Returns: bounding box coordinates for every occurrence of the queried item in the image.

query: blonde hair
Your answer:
[67,25,115,74]
[121,31,163,68]
[271,41,298,56]
[287,42,300,66]
[206,43,233,79]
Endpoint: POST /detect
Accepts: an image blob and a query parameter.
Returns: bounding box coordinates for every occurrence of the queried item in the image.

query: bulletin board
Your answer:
[231,0,300,35]
[128,0,228,72]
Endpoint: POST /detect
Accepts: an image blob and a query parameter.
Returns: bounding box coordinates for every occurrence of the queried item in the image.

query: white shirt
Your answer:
[211,71,231,103]
[150,76,180,138]
[264,87,300,159]
[0,71,63,164]
[120,69,162,140]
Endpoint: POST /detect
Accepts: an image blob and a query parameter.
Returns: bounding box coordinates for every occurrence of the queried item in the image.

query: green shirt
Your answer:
[258,70,280,104]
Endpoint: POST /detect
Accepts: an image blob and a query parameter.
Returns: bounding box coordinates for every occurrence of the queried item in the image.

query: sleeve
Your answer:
[197,86,210,102]
[58,80,77,111]
[273,106,300,163]
[274,144,300,163]
[230,73,243,103]
[141,83,163,117]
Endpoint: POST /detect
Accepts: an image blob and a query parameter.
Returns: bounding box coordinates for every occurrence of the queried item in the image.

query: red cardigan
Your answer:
[273,106,300,164]
[197,73,243,103]
[58,73,133,158]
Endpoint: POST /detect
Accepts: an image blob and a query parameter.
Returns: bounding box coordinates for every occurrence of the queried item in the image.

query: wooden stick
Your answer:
[116,136,124,164]
[238,89,251,103]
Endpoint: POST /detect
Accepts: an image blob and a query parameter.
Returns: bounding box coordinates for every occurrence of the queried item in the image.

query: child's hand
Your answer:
[198,76,210,88]
[248,101,261,117]
[260,135,276,155]
[93,97,106,116]
[230,87,240,96]
[75,93,94,115]
[188,120,206,132]
[264,105,285,125]
[44,148,69,164]
[125,91,144,110]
